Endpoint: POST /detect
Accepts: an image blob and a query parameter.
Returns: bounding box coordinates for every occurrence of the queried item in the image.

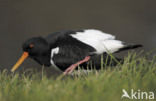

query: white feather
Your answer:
[70,29,124,54]
[50,47,61,71]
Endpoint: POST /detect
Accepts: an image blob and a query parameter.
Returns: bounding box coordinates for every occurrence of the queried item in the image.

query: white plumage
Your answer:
[50,47,61,71]
[70,29,125,54]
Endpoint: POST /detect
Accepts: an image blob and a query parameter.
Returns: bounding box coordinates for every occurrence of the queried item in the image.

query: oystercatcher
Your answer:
[11,29,142,74]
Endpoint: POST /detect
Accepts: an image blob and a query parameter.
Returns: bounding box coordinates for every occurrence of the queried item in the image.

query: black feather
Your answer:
[116,44,143,53]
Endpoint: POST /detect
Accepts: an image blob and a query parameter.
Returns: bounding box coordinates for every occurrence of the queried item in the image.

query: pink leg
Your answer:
[63,56,91,75]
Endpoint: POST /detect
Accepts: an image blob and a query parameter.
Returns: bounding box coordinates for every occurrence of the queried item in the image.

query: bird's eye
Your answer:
[29,44,34,48]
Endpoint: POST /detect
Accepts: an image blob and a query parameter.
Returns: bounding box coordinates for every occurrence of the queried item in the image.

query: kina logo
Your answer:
[121,89,154,100]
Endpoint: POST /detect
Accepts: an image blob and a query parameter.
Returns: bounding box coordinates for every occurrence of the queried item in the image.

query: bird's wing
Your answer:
[46,29,142,55]
[70,29,125,54]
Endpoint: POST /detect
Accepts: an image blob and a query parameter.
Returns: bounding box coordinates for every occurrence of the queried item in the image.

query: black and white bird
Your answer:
[11,29,142,74]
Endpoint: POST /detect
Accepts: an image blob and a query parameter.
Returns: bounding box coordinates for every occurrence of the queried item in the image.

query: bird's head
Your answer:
[11,37,51,72]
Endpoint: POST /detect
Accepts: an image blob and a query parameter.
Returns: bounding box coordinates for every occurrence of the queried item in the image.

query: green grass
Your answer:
[0,53,156,101]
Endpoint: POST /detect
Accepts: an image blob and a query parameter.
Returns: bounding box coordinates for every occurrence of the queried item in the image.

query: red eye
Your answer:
[29,44,34,48]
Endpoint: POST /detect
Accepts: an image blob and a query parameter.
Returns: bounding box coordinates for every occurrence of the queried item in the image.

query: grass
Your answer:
[0,52,156,101]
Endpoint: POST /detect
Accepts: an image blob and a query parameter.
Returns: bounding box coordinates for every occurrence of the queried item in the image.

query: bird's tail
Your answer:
[117,44,143,53]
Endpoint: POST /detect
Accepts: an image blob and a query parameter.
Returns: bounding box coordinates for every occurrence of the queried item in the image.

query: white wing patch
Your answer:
[50,47,61,71]
[70,29,124,54]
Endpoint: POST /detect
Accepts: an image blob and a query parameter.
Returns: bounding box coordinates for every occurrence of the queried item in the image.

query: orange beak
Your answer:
[11,52,29,72]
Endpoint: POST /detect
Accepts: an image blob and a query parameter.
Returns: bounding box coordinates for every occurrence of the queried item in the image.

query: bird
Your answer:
[11,29,142,74]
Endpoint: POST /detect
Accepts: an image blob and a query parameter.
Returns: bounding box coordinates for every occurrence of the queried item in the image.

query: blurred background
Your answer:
[0,0,156,72]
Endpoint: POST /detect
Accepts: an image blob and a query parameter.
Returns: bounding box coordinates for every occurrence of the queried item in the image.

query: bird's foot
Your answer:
[63,56,91,75]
